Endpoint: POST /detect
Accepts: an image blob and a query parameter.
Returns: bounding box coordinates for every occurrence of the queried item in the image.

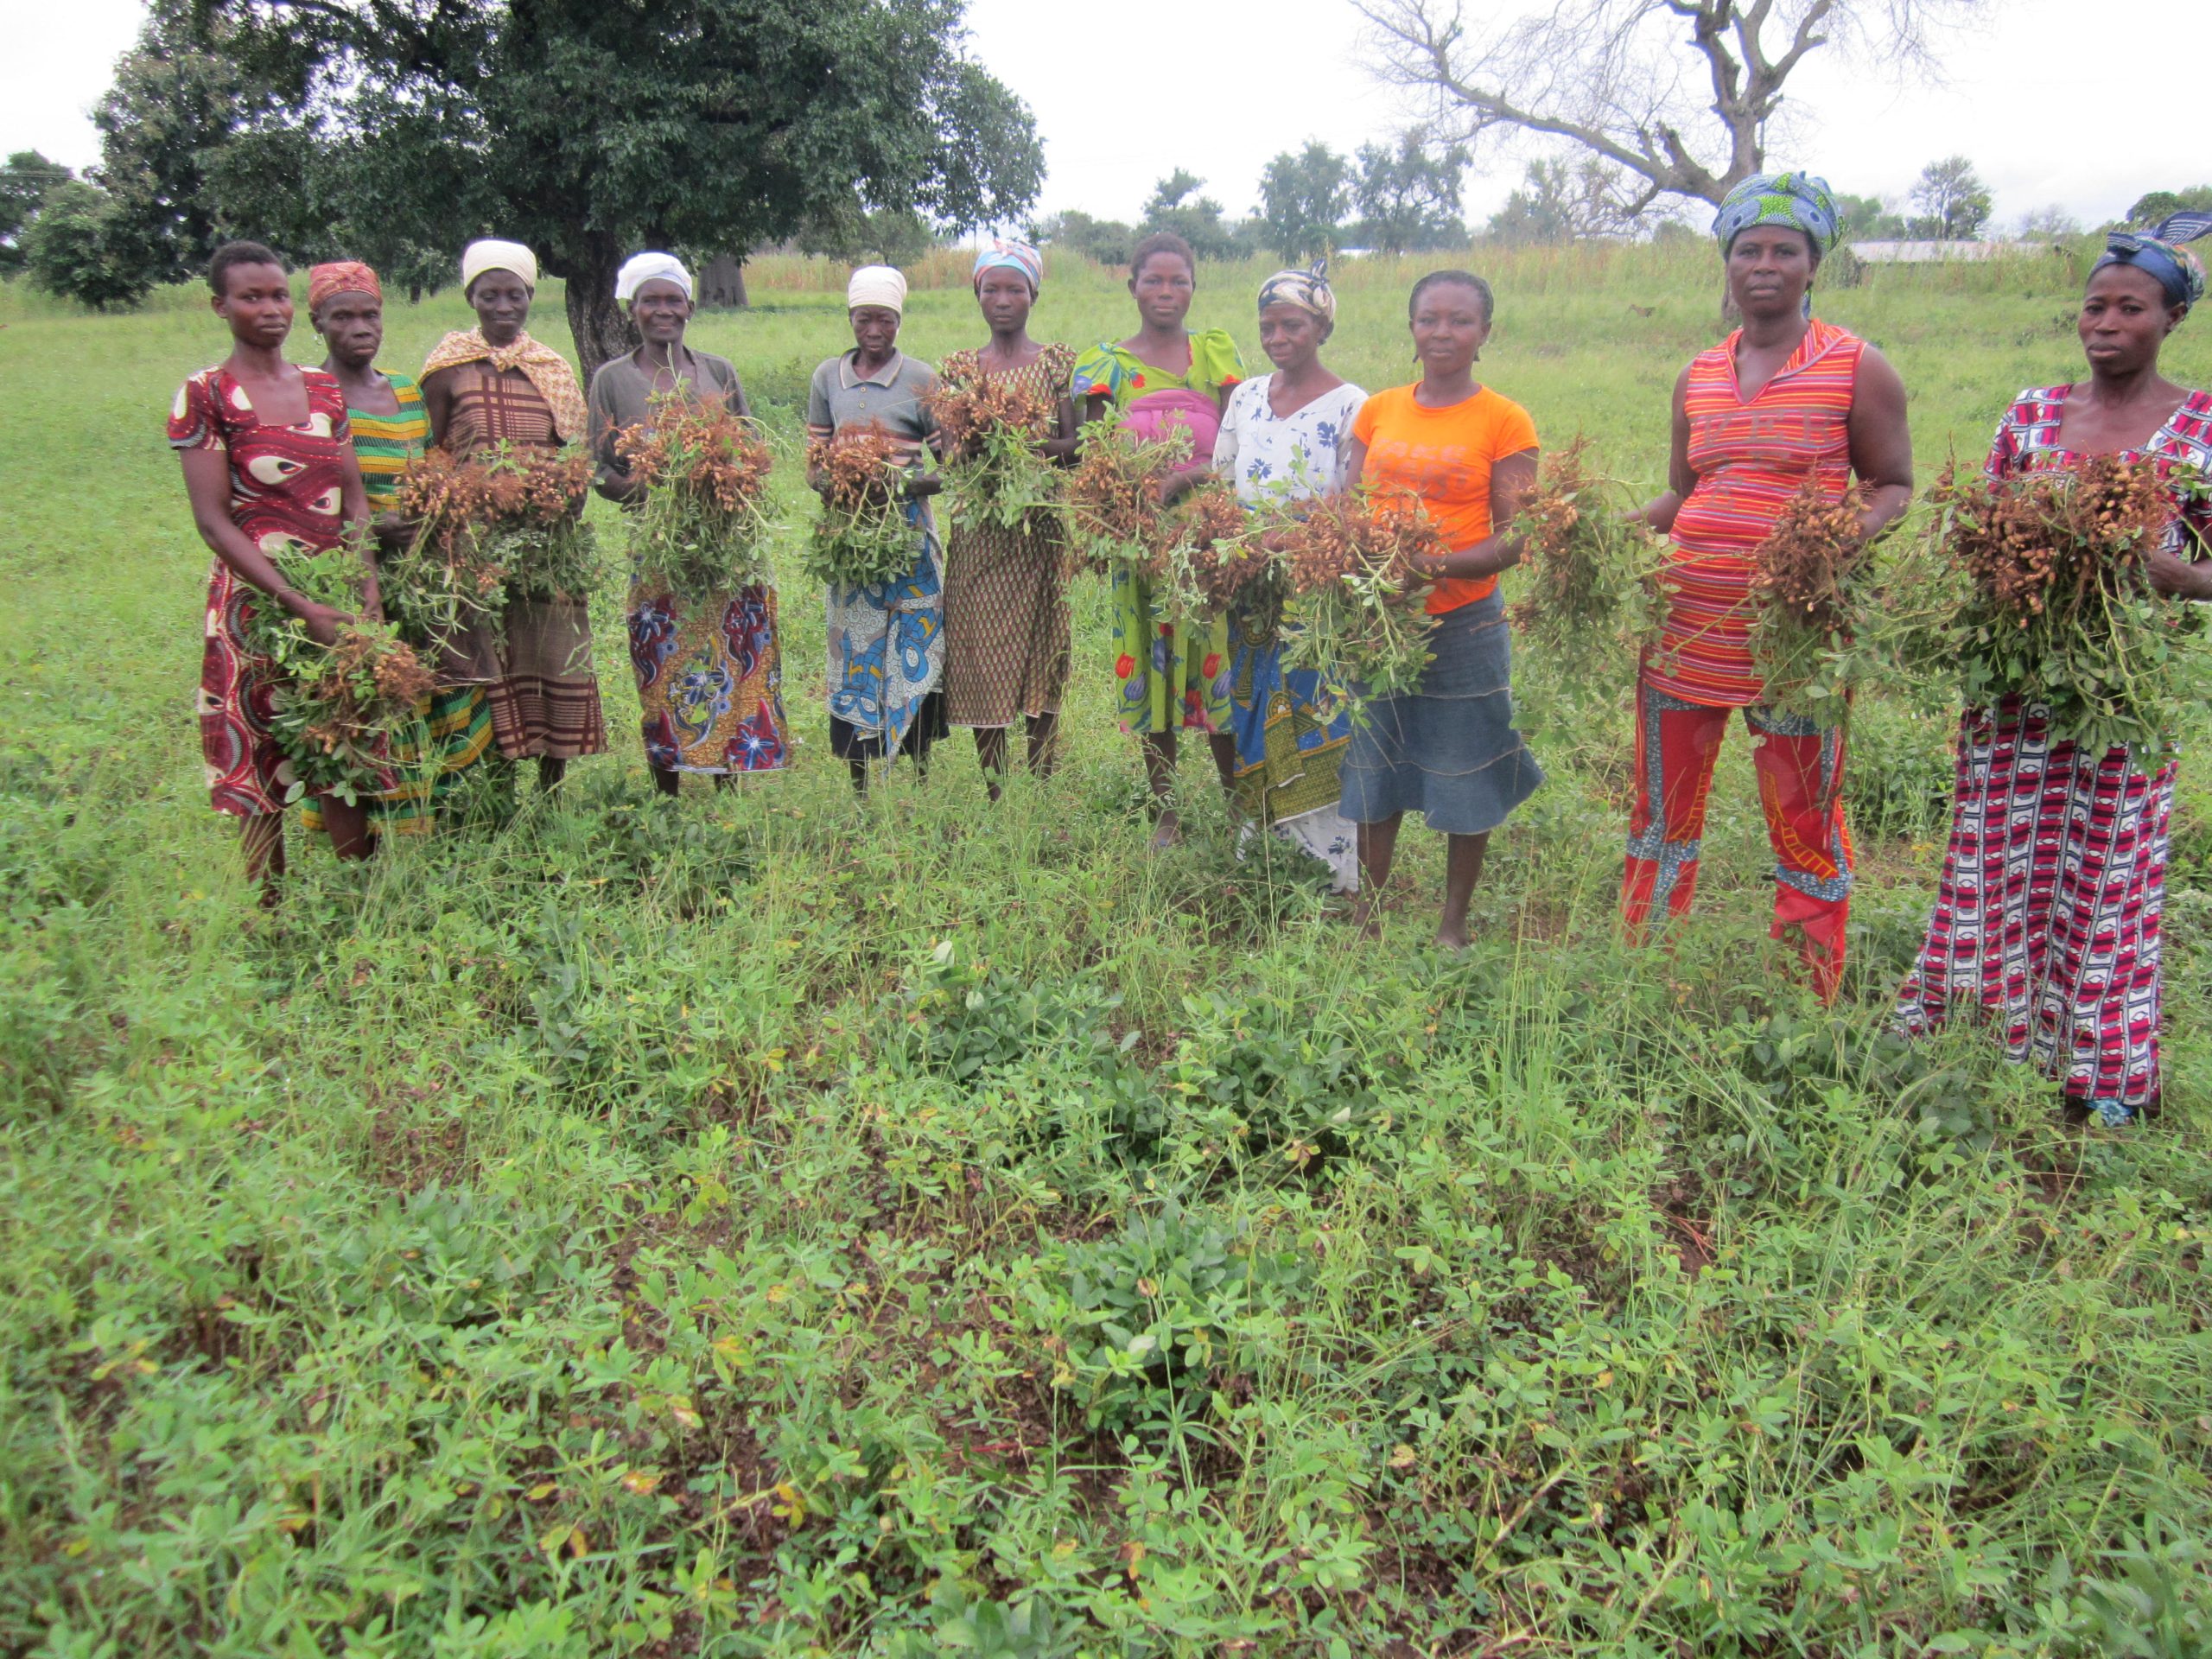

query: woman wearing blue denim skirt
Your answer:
[1338,270,1543,948]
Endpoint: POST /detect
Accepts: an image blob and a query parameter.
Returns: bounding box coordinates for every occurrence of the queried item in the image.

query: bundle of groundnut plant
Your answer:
[615,394,776,599]
[1061,423,1193,580]
[1165,481,1282,639]
[1746,478,1872,728]
[1509,434,1664,683]
[925,359,1059,533]
[390,442,600,626]
[804,425,917,588]
[1919,452,2210,759]
[1272,486,1446,709]
[242,541,436,806]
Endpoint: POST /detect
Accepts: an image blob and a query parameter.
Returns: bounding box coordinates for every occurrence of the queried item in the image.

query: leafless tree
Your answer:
[1352,0,1983,213]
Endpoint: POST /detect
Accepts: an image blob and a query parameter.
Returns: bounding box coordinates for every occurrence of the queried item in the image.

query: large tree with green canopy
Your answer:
[206,0,1045,375]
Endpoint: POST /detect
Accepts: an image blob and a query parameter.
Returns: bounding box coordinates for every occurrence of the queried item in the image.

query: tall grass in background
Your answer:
[0,251,2207,1656]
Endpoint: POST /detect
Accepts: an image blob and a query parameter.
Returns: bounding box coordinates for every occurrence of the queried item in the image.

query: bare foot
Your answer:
[1149,810,1183,850]
[1350,894,1382,940]
[1433,925,1470,953]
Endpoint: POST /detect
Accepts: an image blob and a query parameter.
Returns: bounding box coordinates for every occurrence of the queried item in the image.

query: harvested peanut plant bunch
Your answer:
[928,356,1061,534]
[1062,423,1192,582]
[617,394,777,599]
[1166,481,1281,639]
[390,442,600,621]
[1509,435,1664,688]
[1922,453,2210,760]
[243,541,435,806]
[1271,487,1446,712]
[804,425,918,588]
[1747,479,1872,728]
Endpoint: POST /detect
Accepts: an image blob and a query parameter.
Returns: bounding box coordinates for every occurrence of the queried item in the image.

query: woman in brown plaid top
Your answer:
[421,238,607,791]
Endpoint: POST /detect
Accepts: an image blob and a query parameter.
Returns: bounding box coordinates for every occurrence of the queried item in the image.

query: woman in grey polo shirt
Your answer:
[805,264,947,789]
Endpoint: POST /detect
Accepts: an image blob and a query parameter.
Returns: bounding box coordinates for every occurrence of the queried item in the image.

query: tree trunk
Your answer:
[563,234,633,384]
[696,252,749,309]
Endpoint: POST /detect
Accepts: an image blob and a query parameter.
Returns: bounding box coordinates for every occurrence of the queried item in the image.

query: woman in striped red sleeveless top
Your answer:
[1622,173,1914,1002]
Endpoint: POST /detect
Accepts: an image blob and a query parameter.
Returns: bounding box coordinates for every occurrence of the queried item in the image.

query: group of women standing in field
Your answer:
[171,177,2211,1126]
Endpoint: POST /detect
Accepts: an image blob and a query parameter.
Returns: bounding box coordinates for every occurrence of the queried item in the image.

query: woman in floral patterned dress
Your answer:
[1073,231,1247,846]
[1211,261,1364,891]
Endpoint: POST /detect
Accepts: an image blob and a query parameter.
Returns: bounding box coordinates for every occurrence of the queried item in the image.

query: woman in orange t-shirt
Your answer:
[1338,270,1543,949]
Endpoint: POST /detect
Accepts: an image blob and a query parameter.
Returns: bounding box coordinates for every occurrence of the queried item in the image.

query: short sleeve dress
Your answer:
[1071,329,1246,734]
[805,349,948,761]
[168,365,355,818]
[1211,373,1367,890]
[940,342,1077,731]
[588,347,790,777]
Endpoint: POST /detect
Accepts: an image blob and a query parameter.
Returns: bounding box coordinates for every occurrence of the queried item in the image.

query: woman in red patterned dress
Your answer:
[170,240,378,895]
[1622,173,1914,1001]
[1896,214,2212,1125]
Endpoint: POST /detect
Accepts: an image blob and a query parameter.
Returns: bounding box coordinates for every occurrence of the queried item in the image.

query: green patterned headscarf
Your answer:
[1713,172,1840,261]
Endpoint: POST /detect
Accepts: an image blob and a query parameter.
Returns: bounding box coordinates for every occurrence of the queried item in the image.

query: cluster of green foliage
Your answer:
[22,0,1043,375]
[3,246,2210,1654]
[0,150,73,276]
[1255,136,1472,261]
[1041,137,1471,270]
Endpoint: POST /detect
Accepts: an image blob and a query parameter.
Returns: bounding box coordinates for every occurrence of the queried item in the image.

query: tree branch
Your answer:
[1357,0,1986,211]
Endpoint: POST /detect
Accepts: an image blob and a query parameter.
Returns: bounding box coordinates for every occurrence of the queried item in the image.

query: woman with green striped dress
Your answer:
[308,260,493,833]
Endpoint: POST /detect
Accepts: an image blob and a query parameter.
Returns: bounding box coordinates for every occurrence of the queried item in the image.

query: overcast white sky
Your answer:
[6,0,2208,231]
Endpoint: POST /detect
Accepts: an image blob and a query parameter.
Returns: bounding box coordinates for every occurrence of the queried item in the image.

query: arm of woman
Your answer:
[587,370,639,504]
[906,391,944,498]
[1638,365,1694,532]
[1043,393,1081,461]
[1337,435,1368,498]
[804,362,837,495]
[1211,391,1242,485]
[1415,448,1540,583]
[180,448,352,645]
[2147,543,2212,599]
[337,446,384,623]
[1073,388,1114,430]
[420,367,454,450]
[1847,346,1914,539]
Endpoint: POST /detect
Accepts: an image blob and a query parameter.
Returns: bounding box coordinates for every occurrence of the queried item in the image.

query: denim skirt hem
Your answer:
[1338,588,1542,836]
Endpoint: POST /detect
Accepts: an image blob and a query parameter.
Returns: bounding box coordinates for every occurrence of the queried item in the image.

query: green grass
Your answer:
[2,244,2209,1656]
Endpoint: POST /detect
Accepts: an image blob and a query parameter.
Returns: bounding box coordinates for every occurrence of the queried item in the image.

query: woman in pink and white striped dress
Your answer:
[1896,213,2212,1125]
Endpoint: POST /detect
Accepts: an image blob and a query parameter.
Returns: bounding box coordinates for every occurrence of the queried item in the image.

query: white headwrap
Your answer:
[846,264,907,315]
[615,251,693,304]
[461,238,538,295]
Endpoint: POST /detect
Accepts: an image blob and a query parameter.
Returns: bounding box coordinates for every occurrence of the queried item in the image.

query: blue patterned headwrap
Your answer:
[2091,213,2211,315]
[972,238,1044,295]
[1713,172,1840,260]
[1257,258,1336,327]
